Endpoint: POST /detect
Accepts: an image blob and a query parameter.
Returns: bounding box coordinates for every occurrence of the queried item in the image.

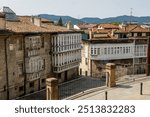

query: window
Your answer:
[120,47,122,54]
[142,33,146,37]
[38,59,44,71]
[18,63,23,76]
[126,47,128,53]
[128,47,131,53]
[108,48,110,54]
[42,79,45,83]
[58,73,61,78]
[117,47,119,54]
[137,33,142,37]
[30,61,33,73]
[98,48,100,55]
[9,44,14,51]
[85,58,88,65]
[114,47,116,54]
[94,48,97,55]
[123,47,125,53]
[29,82,34,88]
[134,33,137,37]
[19,86,24,92]
[111,47,113,54]
[144,46,147,53]
[85,71,88,76]
[131,33,134,37]
[91,48,94,55]
[18,39,22,50]
[41,37,44,48]
[142,58,146,63]
[104,48,107,54]
[80,69,82,75]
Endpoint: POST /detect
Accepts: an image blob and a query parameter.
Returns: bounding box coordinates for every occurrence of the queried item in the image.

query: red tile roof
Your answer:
[78,24,97,29]
[98,23,119,29]
[2,16,78,33]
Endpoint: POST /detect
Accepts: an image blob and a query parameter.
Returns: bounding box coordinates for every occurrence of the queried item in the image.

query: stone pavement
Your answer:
[17,77,105,100]
[75,77,150,100]
[17,74,150,100]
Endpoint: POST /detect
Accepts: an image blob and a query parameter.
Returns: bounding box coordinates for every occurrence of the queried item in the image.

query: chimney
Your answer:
[119,23,127,31]
[0,13,6,29]
[111,29,114,37]
[89,30,93,39]
[67,21,73,30]
[31,16,41,27]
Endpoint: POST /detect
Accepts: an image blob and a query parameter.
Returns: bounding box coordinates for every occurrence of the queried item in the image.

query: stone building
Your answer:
[79,23,150,80]
[0,7,82,99]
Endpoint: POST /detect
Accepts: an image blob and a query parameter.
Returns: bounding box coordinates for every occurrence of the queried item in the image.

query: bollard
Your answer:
[105,91,108,100]
[140,82,143,95]
[46,78,59,100]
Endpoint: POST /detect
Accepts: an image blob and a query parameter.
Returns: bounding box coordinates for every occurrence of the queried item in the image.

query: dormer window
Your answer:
[137,33,142,37]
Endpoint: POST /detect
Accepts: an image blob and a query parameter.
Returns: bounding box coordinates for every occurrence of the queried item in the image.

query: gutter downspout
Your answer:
[146,37,150,76]
[23,35,27,95]
[4,36,10,100]
[133,39,135,76]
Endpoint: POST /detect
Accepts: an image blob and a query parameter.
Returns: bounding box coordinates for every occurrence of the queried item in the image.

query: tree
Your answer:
[57,17,63,26]
[111,22,121,25]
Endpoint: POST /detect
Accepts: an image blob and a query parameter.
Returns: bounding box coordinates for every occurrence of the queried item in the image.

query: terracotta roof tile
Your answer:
[2,16,77,33]
[92,29,111,33]
[98,24,119,29]
[78,24,97,29]
[116,24,149,33]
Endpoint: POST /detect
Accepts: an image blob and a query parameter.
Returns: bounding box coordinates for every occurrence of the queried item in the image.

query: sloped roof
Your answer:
[116,24,149,33]
[92,29,111,33]
[3,16,77,33]
[78,24,97,29]
[98,23,119,29]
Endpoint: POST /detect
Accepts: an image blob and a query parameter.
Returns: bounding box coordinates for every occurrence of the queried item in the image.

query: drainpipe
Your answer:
[146,37,150,76]
[90,60,92,77]
[23,35,27,95]
[4,36,10,100]
[133,39,135,75]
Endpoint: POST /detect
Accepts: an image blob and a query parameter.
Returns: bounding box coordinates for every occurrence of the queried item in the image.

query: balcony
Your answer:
[53,61,80,73]
[52,44,81,54]
[90,43,147,60]
[91,53,133,60]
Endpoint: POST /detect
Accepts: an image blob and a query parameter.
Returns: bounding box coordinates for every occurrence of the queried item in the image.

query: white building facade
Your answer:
[90,43,147,60]
[80,41,148,79]
[51,33,82,82]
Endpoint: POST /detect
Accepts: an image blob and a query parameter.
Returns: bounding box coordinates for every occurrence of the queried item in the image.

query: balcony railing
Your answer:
[53,61,80,73]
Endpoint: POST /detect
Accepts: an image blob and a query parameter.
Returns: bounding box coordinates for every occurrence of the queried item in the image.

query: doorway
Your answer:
[64,71,68,81]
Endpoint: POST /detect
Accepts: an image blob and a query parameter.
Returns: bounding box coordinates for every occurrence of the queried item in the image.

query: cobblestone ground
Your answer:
[17,77,106,100]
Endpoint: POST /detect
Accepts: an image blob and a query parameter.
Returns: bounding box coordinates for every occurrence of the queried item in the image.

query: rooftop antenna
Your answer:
[130,8,133,24]
[77,15,81,25]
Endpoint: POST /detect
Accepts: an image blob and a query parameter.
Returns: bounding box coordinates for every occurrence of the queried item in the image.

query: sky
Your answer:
[0,0,150,18]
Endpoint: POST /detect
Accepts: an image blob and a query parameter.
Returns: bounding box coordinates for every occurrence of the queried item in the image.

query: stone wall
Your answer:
[0,36,7,99]
[0,34,52,99]
[55,67,79,83]
[91,59,146,81]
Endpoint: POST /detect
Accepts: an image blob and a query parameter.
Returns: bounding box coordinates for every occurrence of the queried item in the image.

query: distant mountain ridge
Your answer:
[38,14,85,25]
[38,14,150,25]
